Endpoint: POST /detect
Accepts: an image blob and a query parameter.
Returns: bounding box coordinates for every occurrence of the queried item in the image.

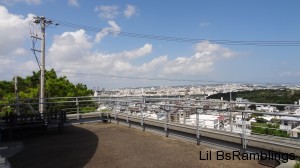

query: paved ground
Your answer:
[8,123,267,168]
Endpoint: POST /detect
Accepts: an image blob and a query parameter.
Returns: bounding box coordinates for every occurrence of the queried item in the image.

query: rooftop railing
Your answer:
[1,96,300,155]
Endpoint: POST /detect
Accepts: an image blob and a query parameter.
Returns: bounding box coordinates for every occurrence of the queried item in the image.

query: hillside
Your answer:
[207,89,300,105]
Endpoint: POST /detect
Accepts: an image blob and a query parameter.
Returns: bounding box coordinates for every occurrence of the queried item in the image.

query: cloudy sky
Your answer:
[0,0,300,89]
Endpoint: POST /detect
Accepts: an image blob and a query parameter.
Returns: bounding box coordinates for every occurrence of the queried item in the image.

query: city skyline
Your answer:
[0,0,300,89]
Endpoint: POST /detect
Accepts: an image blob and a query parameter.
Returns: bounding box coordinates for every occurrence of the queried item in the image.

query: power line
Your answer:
[52,69,300,85]
[41,19,300,85]
[29,22,41,69]
[51,19,300,46]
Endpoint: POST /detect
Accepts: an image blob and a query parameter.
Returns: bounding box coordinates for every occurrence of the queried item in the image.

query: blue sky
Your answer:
[0,0,299,89]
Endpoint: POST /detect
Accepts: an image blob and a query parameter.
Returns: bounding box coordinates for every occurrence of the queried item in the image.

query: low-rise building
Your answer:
[279,116,300,134]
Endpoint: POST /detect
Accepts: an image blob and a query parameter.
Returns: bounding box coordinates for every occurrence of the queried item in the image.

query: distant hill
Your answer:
[207,89,300,105]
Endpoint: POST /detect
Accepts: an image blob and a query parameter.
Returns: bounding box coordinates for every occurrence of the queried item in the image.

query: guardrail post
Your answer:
[115,107,117,120]
[126,107,131,128]
[183,110,186,124]
[196,110,200,145]
[98,113,102,123]
[79,114,83,125]
[108,112,111,123]
[140,106,143,126]
[127,113,129,122]
[76,97,79,120]
[241,111,247,152]
[230,111,233,132]
[229,102,233,132]
[141,98,145,131]
[115,102,119,124]
[128,113,131,128]
[164,106,169,137]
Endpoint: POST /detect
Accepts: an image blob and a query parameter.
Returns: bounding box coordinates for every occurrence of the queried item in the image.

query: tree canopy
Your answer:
[0,69,93,103]
[207,89,300,105]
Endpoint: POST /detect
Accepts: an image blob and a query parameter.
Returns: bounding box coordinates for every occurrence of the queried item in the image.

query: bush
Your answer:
[249,104,256,110]
[251,122,289,138]
[255,117,268,123]
[100,109,111,112]
[0,106,13,114]
[80,106,97,113]
[294,161,300,168]
[270,118,280,124]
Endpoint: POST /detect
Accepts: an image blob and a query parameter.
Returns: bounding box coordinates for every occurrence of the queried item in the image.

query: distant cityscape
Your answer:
[94,83,300,97]
[94,83,300,140]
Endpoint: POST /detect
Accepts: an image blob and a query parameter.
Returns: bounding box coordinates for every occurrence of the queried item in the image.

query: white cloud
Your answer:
[0,57,13,73]
[0,6,33,56]
[163,41,237,75]
[137,56,168,72]
[0,5,240,88]
[0,6,36,79]
[95,5,118,19]
[48,29,154,76]
[13,48,28,55]
[95,20,121,43]
[113,44,152,59]
[49,29,92,63]
[279,71,300,77]
[195,41,235,59]
[199,22,209,28]
[124,4,136,18]
[22,60,37,71]
[68,0,78,7]
[24,0,40,4]
[47,28,240,88]
[1,0,41,5]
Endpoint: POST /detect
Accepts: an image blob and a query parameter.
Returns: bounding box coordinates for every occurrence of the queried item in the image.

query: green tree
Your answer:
[0,69,93,114]
[0,81,14,99]
[75,83,92,96]
[256,118,268,123]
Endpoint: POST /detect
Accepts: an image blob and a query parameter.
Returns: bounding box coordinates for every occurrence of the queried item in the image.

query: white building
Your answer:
[256,105,278,112]
[180,114,221,129]
[279,116,300,133]
[291,125,300,138]
[234,114,252,126]
[235,97,249,108]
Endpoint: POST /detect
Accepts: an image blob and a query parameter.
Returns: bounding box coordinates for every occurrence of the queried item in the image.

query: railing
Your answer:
[1,96,300,155]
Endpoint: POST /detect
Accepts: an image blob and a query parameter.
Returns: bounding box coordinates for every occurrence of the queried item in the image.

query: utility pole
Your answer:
[14,76,20,115]
[40,17,46,114]
[32,16,54,113]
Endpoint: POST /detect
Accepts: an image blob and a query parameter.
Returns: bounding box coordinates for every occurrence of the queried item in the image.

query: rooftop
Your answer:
[7,123,266,168]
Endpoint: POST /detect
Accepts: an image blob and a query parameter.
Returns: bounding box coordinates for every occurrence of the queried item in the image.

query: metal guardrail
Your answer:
[1,96,300,155]
[64,111,300,156]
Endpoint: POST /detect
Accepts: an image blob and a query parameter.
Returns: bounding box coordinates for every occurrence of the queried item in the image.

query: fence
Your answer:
[1,96,300,155]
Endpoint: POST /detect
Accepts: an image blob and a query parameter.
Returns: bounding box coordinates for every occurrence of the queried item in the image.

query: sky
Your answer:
[0,0,300,89]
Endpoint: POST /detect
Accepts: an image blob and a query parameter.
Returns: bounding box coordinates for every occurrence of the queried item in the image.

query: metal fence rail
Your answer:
[1,96,300,155]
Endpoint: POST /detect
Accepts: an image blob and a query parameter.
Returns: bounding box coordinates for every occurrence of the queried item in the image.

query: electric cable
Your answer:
[51,19,300,47]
